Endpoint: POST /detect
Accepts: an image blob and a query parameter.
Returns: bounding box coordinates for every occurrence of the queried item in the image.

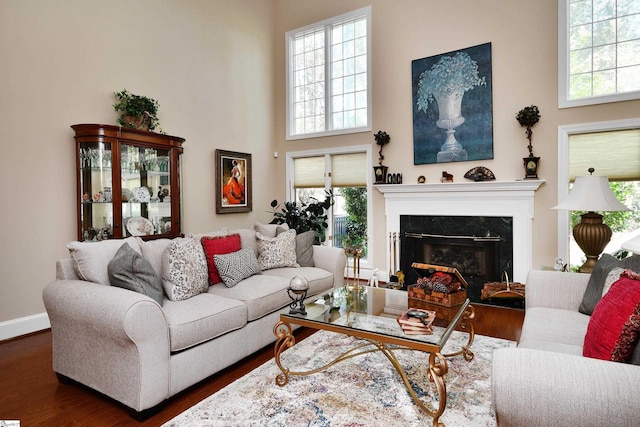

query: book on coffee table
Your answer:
[397,308,436,335]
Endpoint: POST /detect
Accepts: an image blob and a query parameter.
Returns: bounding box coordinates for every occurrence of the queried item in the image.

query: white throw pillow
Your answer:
[67,237,141,285]
[161,237,208,301]
[256,229,299,270]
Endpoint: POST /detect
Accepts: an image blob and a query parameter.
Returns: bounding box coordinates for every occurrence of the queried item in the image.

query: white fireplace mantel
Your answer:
[376,180,545,283]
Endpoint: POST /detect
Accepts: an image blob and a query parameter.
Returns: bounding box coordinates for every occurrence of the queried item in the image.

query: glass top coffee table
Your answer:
[273,285,475,427]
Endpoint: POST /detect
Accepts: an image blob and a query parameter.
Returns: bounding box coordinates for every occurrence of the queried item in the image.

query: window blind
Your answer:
[569,129,640,181]
[331,153,366,186]
[293,152,367,188]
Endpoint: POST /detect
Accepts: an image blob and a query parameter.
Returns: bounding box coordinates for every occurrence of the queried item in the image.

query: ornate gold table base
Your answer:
[273,305,475,427]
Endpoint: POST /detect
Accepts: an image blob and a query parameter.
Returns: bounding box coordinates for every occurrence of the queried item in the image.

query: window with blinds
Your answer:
[569,128,640,181]
[293,152,367,188]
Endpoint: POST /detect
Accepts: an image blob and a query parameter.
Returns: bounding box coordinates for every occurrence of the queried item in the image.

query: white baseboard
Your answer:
[0,312,50,341]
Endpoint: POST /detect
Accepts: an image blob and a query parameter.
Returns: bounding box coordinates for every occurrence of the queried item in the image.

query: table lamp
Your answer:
[553,168,630,273]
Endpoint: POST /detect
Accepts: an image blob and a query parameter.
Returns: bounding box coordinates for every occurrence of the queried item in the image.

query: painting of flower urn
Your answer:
[412,43,493,164]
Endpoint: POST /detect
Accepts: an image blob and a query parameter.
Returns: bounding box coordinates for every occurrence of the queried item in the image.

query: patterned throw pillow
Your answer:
[583,270,640,362]
[213,248,261,288]
[201,233,242,285]
[256,229,299,270]
[161,237,209,301]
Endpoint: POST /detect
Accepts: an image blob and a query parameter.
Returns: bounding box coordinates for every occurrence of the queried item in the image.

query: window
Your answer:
[559,0,640,107]
[557,120,640,269]
[286,146,372,264]
[285,7,371,139]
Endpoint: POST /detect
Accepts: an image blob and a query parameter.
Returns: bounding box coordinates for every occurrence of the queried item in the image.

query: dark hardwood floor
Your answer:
[0,303,523,426]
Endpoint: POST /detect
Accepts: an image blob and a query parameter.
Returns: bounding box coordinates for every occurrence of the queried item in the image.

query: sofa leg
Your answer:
[129,401,165,421]
[55,372,73,385]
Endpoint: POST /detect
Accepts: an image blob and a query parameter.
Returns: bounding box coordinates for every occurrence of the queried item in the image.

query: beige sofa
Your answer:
[43,227,346,418]
[491,269,640,426]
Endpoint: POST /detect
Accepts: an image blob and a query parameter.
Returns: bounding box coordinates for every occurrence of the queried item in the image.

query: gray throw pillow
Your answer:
[580,254,640,315]
[630,340,640,366]
[108,242,163,305]
[295,230,316,267]
[214,248,261,288]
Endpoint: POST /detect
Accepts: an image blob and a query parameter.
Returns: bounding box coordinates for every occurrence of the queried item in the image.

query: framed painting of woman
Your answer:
[215,149,252,213]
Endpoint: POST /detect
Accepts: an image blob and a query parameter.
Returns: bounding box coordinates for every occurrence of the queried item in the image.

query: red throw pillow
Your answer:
[201,234,241,285]
[583,270,640,361]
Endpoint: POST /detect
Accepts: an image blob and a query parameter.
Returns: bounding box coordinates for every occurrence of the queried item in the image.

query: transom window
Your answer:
[559,0,640,107]
[285,7,371,140]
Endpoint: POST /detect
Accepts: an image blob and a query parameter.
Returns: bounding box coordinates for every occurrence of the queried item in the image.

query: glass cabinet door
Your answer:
[79,142,114,240]
[121,144,172,237]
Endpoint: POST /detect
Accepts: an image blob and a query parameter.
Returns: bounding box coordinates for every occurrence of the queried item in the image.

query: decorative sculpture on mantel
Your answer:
[464,166,496,182]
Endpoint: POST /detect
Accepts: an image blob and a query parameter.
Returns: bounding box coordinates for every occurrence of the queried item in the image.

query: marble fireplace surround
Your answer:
[375,180,545,283]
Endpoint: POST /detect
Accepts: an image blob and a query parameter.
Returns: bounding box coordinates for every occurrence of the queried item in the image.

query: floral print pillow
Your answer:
[161,237,209,301]
[256,230,299,271]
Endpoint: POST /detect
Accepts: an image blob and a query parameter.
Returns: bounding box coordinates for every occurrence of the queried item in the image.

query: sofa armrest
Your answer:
[525,270,590,311]
[492,347,640,427]
[312,245,347,288]
[43,279,171,412]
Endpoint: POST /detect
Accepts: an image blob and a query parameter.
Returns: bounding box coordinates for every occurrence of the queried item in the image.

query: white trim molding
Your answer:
[376,180,545,283]
[0,312,50,341]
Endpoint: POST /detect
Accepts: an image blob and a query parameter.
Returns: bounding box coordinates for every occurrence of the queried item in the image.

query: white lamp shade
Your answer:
[622,233,640,254]
[553,175,630,212]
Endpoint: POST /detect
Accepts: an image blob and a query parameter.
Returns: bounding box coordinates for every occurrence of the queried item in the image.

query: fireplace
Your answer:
[400,215,513,302]
[376,180,544,288]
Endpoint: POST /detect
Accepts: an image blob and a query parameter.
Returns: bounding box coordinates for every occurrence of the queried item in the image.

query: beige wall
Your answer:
[272,0,640,277]
[1,0,639,332]
[0,0,277,326]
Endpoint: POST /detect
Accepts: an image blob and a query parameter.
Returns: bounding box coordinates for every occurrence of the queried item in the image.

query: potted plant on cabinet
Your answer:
[373,130,390,184]
[113,89,160,132]
[516,105,541,179]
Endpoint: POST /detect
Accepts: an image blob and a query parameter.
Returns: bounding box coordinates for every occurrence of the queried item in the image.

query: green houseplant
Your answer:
[516,105,541,179]
[269,191,333,244]
[516,105,540,157]
[373,130,390,184]
[113,89,160,131]
[340,187,367,251]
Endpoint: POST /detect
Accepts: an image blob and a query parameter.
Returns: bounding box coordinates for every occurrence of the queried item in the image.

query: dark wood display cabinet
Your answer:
[72,124,185,241]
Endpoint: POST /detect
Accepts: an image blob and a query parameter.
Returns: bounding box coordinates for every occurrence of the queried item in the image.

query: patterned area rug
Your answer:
[163,330,514,427]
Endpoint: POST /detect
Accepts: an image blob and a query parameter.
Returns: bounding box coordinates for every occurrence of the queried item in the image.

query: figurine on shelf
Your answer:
[368,268,380,287]
[157,186,165,202]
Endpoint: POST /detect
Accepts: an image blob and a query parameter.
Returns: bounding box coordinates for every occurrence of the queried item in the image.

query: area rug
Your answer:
[163,330,514,427]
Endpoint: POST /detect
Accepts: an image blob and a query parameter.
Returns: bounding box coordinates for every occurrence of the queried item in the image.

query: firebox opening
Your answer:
[400,215,515,306]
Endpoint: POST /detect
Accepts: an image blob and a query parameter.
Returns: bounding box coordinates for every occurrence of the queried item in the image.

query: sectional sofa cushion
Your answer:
[214,248,261,288]
[137,237,172,279]
[584,270,640,362]
[254,221,289,238]
[202,234,242,285]
[256,230,298,270]
[107,242,163,305]
[67,237,141,285]
[162,237,209,301]
[262,266,334,297]
[207,274,292,321]
[162,293,248,352]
